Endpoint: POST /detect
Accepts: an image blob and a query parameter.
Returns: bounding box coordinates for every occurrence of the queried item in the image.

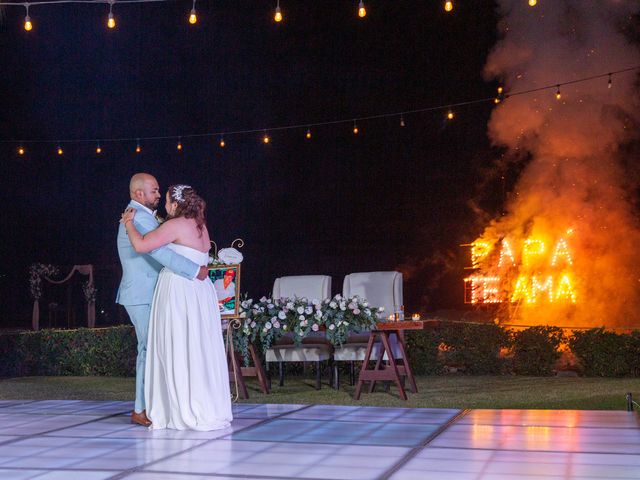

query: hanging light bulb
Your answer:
[18,146,25,155]
[353,120,359,135]
[24,5,33,31]
[274,0,283,22]
[57,145,63,156]
[400,115,405,127]
[447,110,454,120]
[358,1,366,18]
[555,85,561,100]
[528,0,537,6]
[219,136,225,148]
[306,128,312,139]
[189,0,197,24]
[177,138,183,151]
[444,1,453,12]
[263,131,270,144]
[107,1,116,29]
[608,73,612,89]
[135,139,141,153]
[96,142,102,154]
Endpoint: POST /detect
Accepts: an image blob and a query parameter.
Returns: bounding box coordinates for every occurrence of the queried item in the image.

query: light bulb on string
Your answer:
[57,145,63,156]
[358,1,366,18]
[400,115,405,127]
[353,120,359,135]
[177,138,183,151]
[306,128,312,139]
[18,146,25,155]
[263,131,270,144]
[447,110,454,120]
[444,1,453,12]
[189,0,197,24]
[107,1,116,29]
[219,136,225,148]
[96,142,102,154]
[608,73,612,89]
[24,4,33,31]
[555,85,561,100]
[274,0,283,22]
[135,140,141,153]
[528,0,537,6]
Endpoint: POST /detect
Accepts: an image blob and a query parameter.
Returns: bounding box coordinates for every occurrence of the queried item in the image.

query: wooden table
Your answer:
[354,320,438,400]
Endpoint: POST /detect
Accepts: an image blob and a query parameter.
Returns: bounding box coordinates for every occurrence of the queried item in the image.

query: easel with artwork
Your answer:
[209,239,269,399]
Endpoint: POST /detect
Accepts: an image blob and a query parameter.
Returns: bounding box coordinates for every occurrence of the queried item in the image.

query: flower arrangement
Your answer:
[29,264,59,300]
[231,294,382,364]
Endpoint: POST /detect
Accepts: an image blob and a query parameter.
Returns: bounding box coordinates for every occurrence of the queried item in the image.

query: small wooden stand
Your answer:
[354,320,438,400]
[225,320,270,399]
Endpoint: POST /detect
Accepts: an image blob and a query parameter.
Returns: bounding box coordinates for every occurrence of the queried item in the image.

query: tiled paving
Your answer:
[0,400,637,479]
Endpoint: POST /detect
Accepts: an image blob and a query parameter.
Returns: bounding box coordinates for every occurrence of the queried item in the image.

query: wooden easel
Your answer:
[225,319,270,399]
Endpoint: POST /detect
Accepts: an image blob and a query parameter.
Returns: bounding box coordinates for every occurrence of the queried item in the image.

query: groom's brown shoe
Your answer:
[131,410,152,427]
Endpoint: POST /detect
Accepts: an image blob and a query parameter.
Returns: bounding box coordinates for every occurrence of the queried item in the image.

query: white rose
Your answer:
[286,302,294,309]
[273,321,281,329]
[283,325,288,331]
[340,304,346,311]
[260,296,267,303]
[354,308,360,315]
[268,304,274,309]
[348,303,356,310]
[329,324,335,330]
[312,299,320,305]
[265,322,272,330]
[305,306,313,314]
[240,312,247,318]
[299,315,305,321]
[330,302,337,308]
[300,321,305,327]
[250,321,256,328]
[365,309,371,315]
[241,301,248,308]
[335,294,342,300]
[314,311,322,320]
[267,298,272,303]
[315,304,322,311]
[363,301,369,307]
[297,306,304,314]
[271,316,277,322]
[378,307,385,312]
[312,323,319,332]
[278,311,287,320]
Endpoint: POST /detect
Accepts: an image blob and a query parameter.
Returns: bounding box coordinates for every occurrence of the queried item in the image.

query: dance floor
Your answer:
[0,400,639,479]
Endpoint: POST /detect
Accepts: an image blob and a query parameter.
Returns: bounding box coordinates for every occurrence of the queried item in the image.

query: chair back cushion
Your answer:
[342,271,403,317]
[272,275,332,301]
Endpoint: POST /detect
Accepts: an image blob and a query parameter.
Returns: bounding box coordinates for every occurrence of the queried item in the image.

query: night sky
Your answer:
[0,1,503,327]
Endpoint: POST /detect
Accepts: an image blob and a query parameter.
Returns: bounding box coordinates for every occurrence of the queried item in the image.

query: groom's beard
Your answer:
[143,199,160,210]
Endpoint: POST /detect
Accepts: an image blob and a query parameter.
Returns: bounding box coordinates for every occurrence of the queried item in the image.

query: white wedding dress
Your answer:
[145,243,233,431]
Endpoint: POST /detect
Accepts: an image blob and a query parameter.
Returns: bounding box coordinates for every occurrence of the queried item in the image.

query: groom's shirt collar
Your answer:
[130,200,157,217]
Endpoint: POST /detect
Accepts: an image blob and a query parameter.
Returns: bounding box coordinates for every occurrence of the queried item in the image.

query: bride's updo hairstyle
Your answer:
[168,184,206,235]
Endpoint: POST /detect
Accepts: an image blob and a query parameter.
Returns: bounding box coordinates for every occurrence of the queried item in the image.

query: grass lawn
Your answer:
[1,375,639,410]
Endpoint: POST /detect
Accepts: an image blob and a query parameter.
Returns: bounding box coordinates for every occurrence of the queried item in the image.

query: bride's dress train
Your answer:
[145,243,233,431]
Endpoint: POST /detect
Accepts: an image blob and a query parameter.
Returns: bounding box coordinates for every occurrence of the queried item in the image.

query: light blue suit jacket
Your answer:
[116,201,200,306]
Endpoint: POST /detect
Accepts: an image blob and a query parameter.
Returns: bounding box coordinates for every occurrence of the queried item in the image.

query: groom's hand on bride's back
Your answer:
[196,266,209,281]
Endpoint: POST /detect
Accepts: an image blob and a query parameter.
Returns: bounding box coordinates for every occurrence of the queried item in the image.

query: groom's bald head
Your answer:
[129,173,161,210]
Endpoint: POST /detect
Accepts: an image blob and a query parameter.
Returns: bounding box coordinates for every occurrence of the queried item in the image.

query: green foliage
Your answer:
[511,326,564,376]
[439,322,511,374]
[569,328,639,377]
[405,329,441,375]
[0,326,136,378]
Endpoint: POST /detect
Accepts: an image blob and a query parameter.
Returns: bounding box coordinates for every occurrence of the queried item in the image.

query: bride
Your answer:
[121,184,232,431]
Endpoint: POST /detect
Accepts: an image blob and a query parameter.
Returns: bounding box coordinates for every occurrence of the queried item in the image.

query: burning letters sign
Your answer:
[464,232,577,305]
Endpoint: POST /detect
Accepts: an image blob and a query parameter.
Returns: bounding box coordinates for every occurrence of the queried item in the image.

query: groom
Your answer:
[116,172,209,427]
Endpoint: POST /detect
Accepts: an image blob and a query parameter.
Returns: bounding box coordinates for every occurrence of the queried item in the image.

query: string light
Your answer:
[555,85,561,100]
[274,0,282,22]
[352,120,359,135]
[498,239,515,267]
[24,4,32,31]
[531,276,553,303]
[189,0,197,24]
[550,238,573,266]
[358,0,366,18]
[96,142,102,154]
[447,110,454,120]
[400,114,405,127]
[262,131,270,144]
[107,1,116,29]
[219,135,225,148]
[135,139,141,153]
[177,138,183,150]
[306,128,312,139]
[444,1,453,12]
[18,146,25,155]
[57,145,63,155]
[528,0,537,6]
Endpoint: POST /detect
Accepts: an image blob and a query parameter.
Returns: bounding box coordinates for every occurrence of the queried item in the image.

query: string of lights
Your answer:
[3,65,639,156]
[0,0,543,31]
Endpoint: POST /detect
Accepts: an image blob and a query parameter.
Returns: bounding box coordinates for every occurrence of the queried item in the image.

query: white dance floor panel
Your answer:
[0,400,638,479]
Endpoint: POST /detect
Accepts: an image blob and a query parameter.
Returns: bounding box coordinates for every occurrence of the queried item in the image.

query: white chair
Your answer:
[265,275,333,389]
[333,271,403,388]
